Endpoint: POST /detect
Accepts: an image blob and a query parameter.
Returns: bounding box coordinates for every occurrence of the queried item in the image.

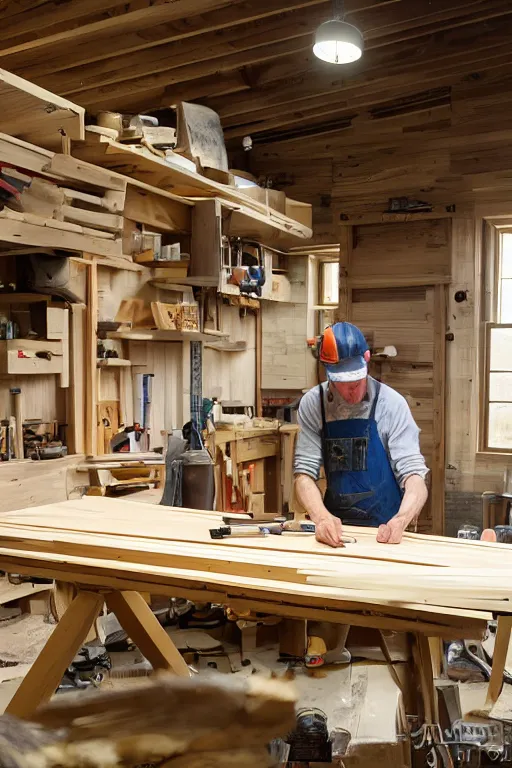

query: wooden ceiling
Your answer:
[1,0,512,146]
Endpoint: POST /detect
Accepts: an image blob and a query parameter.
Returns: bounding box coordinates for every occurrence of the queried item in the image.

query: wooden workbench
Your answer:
[0,497,509,721]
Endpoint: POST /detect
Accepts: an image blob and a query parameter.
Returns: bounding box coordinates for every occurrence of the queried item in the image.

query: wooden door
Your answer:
[350,284,447,534]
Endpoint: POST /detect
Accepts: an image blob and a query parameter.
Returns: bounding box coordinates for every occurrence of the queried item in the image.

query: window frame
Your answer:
[483,322,512,453]
[317,258,340,308]
[481,225,512,454]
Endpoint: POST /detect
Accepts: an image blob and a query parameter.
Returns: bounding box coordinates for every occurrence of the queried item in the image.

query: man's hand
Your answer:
[315,514,345,548]
[377,517,407,544]
[377,475,428,545]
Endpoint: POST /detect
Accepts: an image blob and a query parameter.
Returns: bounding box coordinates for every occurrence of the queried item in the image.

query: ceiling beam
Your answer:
[82,73,252,116]
[1,0,398,76]
[0,0,143,45]
[222,49,512,138]
[30,3,333,96]
[0,0,237,57]
[207,9,512,126]
[42,0,507,99]
[79,37,315,111]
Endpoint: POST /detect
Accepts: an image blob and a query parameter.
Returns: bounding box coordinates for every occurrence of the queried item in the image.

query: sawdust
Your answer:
[0,614,54,664]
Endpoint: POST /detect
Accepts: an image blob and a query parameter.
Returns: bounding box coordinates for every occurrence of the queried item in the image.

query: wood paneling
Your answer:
[344,221,450,533]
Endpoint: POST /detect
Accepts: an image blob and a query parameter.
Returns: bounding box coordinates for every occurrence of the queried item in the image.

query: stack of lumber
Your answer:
[0,498,508,640]
[0,133,126,259]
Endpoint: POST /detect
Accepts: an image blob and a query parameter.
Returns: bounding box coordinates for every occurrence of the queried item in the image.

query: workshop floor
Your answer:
[0,612,491,728]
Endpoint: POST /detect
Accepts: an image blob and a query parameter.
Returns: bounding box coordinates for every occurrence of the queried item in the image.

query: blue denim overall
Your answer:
[319,382,403,526]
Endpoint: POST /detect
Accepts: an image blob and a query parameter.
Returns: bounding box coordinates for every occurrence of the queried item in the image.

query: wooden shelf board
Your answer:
[72,135,312,244]
[110,329,229,343]
[0,294,51,304]
[0,68,85,152]
[97,359,132,368]
[204,341,248,353]
[150,276,218,289]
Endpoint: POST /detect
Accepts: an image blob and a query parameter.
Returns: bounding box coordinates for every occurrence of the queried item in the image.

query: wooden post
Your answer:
[67,303,86,455]
[431,284,447,536]
[255,307,263,417]
[106,591,191,677]
[6,591,104,719]
[85,257,98,456]
[10,389,24,460]
[486,615,512,708]
[336,225,353,322]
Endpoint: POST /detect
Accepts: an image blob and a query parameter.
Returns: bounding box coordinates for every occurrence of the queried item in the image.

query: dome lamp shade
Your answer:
[313,19,364,64]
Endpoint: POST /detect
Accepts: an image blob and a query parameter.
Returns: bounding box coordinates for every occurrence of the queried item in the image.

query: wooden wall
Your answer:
[252,72,512,511]
[203,305,257,407]
[342,221,449,533]
[251,72,512,240]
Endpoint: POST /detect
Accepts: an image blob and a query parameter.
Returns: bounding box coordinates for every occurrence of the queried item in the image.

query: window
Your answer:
[319,260,339,306]
[485,231,512,451]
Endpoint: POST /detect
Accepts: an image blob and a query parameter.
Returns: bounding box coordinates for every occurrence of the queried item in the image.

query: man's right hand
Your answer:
[315,514,344,548]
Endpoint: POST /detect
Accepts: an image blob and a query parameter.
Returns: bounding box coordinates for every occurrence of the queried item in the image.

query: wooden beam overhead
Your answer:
[2,0,329,79]
[222,51,512,139]
[45,5,335,98]
[205,9,512,122]
[0,0,236,56]
[0,0,511,145]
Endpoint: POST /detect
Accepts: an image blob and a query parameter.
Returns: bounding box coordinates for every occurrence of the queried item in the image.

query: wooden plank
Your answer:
[0,67,84,150]
[236,435,280,463]
[431,284,447,535]
[0,544,490,638]
[0,216,122,258]
[106,590,191,677]
[60,205,124,233]
[337,226,353,322]
[5,590,103,719]
[486,615,512,707]
[124,185,191,233]
[85,259,98,456]
[68,304,86,455]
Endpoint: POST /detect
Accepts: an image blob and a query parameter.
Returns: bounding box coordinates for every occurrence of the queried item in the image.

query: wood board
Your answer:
[0,498,505,637]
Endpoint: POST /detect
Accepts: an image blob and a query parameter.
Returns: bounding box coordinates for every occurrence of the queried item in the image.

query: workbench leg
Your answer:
[428,636,444,679]
[414,634,439,724]
[486,615,512,708]
[6,591,104,720]
[106,591,191,678]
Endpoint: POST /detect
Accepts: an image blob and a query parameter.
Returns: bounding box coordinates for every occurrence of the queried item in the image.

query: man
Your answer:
[294,322,429,547]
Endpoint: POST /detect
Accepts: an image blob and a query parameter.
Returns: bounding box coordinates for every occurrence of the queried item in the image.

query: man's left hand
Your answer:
[377,517,407,544]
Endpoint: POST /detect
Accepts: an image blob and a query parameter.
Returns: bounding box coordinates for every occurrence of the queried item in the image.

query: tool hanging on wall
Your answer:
[134,374,154,452]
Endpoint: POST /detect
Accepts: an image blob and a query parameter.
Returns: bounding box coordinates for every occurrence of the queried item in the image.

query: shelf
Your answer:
[97,358,132,367]
[73,135,312,245]
[0,294,51,304]
[110,329,229,343]
[0,68,84,151]
[204,341,248,353]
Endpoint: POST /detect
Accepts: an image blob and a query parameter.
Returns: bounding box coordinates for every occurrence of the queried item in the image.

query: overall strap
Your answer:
[318,383,327,434]
[369,380,381,421]
[318,384,328,472]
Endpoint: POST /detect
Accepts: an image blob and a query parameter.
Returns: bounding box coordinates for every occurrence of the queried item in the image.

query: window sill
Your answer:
[476,451,512,459]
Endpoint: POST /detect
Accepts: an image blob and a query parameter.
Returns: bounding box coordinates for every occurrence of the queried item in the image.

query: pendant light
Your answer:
[313,0,364,65]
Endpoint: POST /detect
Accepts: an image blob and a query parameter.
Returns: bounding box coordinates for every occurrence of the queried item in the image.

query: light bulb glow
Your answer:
[313,20,364,65]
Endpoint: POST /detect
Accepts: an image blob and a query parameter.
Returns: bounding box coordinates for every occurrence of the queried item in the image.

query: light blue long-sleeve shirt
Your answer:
[294,377,429,487]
